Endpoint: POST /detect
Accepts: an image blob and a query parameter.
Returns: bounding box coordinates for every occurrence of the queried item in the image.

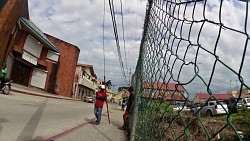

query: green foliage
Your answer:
[213,107,250,139]
[150,99,174,115]
[231,107,250,139]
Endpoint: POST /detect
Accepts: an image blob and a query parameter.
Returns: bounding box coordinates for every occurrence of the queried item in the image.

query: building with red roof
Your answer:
[193,93,234,103]
[143,81,186,101]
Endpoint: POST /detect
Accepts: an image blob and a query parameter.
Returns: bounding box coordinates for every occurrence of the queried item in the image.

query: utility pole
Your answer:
[128,68,132,85]
[235,80,238,90]
[230,80,232,92]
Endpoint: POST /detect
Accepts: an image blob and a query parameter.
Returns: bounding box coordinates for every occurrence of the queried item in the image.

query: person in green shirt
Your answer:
[0,63,7,86]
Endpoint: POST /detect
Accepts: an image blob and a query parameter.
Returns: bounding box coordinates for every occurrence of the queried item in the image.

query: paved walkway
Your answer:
[10,83,129,141]
[11,83,80,101]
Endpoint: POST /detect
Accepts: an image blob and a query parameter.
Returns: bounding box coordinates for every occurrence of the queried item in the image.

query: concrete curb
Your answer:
[11,89,81,101]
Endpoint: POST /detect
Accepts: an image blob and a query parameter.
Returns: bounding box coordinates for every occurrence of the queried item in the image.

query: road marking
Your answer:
[42,111,111,141]
[43,117,96,141]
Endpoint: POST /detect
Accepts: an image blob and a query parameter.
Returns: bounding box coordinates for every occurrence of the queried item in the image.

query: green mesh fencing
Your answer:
[130,0,250,140]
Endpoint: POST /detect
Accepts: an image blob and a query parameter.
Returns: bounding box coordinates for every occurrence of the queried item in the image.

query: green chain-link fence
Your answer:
[130,0,250,140]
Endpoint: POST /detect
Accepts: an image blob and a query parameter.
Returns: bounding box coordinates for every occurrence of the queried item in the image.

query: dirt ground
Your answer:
[153,115,237,141]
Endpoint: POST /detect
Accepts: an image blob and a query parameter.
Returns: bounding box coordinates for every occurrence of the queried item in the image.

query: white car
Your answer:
[192,101,228,117]
[237,98,250,110]
[173,102,190,113]
[224,98,243,113]
[83,96,94,103]
[190,103,202,116]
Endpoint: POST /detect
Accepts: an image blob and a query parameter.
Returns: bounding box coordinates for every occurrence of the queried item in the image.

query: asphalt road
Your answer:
[0,91,96,141]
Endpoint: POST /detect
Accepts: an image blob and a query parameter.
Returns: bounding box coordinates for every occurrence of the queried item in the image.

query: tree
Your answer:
[102,80,112,90]
[106,80,112,89]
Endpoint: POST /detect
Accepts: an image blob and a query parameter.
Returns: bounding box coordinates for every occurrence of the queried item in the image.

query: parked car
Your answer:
[223,98,242,113]
[237,98,250,110]
[173,102,190,113]
[190,103,202,116]
[84,96,94,103]
[191,101,228,117]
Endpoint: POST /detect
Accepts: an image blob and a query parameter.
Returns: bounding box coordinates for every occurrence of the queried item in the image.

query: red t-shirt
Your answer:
[95,91,107,108]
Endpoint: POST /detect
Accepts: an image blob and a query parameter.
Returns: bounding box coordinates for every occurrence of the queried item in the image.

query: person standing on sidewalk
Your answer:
[121,98,126,111]
[119,86,134,130]
[94,85,107,125]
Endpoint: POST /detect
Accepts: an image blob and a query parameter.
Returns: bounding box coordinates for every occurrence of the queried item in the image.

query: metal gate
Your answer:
[31,68,47,89]
[11,60,31,86]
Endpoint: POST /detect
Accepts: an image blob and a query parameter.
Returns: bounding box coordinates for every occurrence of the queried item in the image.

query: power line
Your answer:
[108,0,129,85]
[119,0,129,79]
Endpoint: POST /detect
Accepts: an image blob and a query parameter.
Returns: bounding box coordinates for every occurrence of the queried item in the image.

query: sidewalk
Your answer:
[10,83,129,141]
[11,83,80,101]
[51,105,129,141]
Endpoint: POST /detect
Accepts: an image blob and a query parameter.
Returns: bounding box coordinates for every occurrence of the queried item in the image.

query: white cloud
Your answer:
[28,0,147,92]
[141,0,250,98]
[29,0,249,97]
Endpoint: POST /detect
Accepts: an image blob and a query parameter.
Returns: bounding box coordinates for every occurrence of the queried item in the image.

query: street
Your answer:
[0,91,97,141]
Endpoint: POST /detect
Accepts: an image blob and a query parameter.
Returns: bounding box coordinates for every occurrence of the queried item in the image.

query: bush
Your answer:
[138,98,174,114]
[150,99,174,114]
[232,106,250,139]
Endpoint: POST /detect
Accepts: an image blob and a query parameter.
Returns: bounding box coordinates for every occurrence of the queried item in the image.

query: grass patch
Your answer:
[213,107,250,139]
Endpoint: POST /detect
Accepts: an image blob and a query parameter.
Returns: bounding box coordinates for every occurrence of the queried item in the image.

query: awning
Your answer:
[17,17,60,53]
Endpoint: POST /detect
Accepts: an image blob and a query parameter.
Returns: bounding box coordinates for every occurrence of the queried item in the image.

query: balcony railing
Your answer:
[78,77,95,90]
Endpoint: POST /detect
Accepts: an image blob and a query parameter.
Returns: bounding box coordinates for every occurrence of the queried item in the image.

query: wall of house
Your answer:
[0,0,29,67]
[45,60,58,93]
[75,66,81,78]
[112,89,129,103]
[72,65,81,97]
[231,88,250,98]
[84,67,92,76]
[12,30,27,54]
[46,34,80,97]
[37,47,60,94]
[76,85,95,100]
[73,65,98,99]
[193,96,200,103]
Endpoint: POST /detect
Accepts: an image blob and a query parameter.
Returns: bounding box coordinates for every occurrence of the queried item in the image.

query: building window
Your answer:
[0,0,7,12]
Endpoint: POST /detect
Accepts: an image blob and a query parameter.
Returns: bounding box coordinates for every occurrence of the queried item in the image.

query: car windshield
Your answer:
[246,99,250,103]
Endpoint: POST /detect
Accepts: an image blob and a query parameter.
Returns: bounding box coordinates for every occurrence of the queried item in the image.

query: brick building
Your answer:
[13,17,59,89]
[0,0,80,97]
[46,34,80,97]
[0,0,29,68]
